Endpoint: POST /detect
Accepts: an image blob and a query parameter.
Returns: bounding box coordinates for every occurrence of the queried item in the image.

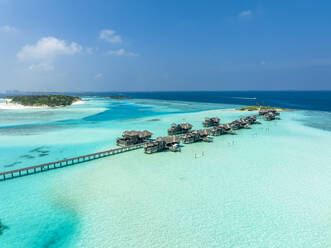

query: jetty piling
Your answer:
[0,143,145,181]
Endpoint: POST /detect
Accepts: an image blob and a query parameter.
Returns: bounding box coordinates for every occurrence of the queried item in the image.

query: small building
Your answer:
[219,124,236,134]
[192,129,213,142]
[144,140,166,154]
[244,115,261,125]
[168,123,192,135]
[156,135,181,152]
[230,120,242,130]
[203,117,220,127]
[209,127,222,136]
[181,132,199,144]
[264,112,280,121]
[117,130,152,147]
[238,118,251,128]
[259,109,280,116]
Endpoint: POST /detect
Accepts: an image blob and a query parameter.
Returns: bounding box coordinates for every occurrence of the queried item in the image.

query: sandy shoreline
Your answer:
[0,98,86,110]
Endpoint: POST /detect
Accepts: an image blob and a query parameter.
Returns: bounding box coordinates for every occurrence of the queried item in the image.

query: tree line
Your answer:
[7,95,81,107]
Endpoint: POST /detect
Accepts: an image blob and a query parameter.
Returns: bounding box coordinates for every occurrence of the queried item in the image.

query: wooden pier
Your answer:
[0,143,145,181]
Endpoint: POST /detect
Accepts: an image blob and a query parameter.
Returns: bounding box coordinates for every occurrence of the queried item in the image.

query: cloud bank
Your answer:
[17,36,82,70]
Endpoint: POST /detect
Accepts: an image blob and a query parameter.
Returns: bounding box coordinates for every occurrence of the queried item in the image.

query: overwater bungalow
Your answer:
[116,130,152,147]
[219,123,236,134]
[203,117,220,127]
[168,123,193,135]
[238,118,251,128]
[156,135,181,152]
[181,132,200,144]
[229,120,242,130]
[245,115,261,125]
[192,129,213,142]
[144,140,166,154]
[259,109,280,116]
[209,126,223,136]
[264,112,280,121]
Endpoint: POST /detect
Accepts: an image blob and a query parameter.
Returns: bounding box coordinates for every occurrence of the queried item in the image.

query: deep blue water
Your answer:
[88,91,331,112]
[2,91,330,111]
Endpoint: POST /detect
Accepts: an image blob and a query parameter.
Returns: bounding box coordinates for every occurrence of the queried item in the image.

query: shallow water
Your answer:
[0,98,330,247]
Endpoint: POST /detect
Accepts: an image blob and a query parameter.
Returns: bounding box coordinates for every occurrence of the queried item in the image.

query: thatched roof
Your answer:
[192,129,210,136]
[178,123,193,130]
[156,135,180,144]
[123,130,152,138]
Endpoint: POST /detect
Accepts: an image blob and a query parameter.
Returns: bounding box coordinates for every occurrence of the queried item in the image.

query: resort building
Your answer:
[203,117,220,127]
[168,123,193,135]
[192,129,213,142]
[238,118,251,128]
[181,132,200,144]
[116,130,152,147]
[156,135,181,152]
[219,123,236,134]
[229,120,242,130]
[244,115,261,125]
[209,125,226,136]
[144,140,166,154]
[259,109,280,116]
[263,112,280,121]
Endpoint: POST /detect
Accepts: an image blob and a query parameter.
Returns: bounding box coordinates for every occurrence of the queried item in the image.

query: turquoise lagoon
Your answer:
[0,98,330,247]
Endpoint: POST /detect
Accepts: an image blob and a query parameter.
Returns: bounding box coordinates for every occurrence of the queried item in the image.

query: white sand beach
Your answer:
[0,98,86,110]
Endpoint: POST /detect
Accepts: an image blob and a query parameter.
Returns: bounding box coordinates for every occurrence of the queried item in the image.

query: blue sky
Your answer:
[0,0,331,92]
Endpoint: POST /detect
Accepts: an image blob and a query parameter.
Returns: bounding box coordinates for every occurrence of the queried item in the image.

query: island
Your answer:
[5,95,82,108]
[237,106,284,111]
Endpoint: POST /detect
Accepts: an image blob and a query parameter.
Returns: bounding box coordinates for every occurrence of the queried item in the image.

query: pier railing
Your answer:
[0,143,146,181]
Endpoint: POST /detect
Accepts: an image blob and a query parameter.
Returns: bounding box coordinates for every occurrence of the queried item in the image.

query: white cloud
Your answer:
[107,49,139,56]
[99,29,122,43]
[0,25,17,32]
[17,36,82,70]
[95,73,103,79]
[239,10,252,18]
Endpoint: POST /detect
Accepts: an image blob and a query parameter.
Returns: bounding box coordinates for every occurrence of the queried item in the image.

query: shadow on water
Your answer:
[0,124,71,136]
[3,162,22,168]
[298,111,331,132]
[31,208,80,248]
[20,155,35,159]
[0,220,9,236]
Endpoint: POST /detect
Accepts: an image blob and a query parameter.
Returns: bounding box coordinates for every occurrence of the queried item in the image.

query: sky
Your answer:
[0,0,331,92]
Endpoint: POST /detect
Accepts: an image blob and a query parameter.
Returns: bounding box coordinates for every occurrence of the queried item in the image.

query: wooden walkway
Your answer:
[0,143,145,181]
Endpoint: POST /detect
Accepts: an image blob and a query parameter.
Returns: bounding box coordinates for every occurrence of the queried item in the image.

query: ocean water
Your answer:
[91,91,331,112]
[0,95,331,247]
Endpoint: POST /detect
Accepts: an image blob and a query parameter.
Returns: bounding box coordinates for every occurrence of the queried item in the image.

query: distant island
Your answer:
[237,106,284,111]
[6,95,82,107]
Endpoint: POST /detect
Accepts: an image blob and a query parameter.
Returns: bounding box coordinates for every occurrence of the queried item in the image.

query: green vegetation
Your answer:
[238,106,283,111]
[7,95,81,107]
